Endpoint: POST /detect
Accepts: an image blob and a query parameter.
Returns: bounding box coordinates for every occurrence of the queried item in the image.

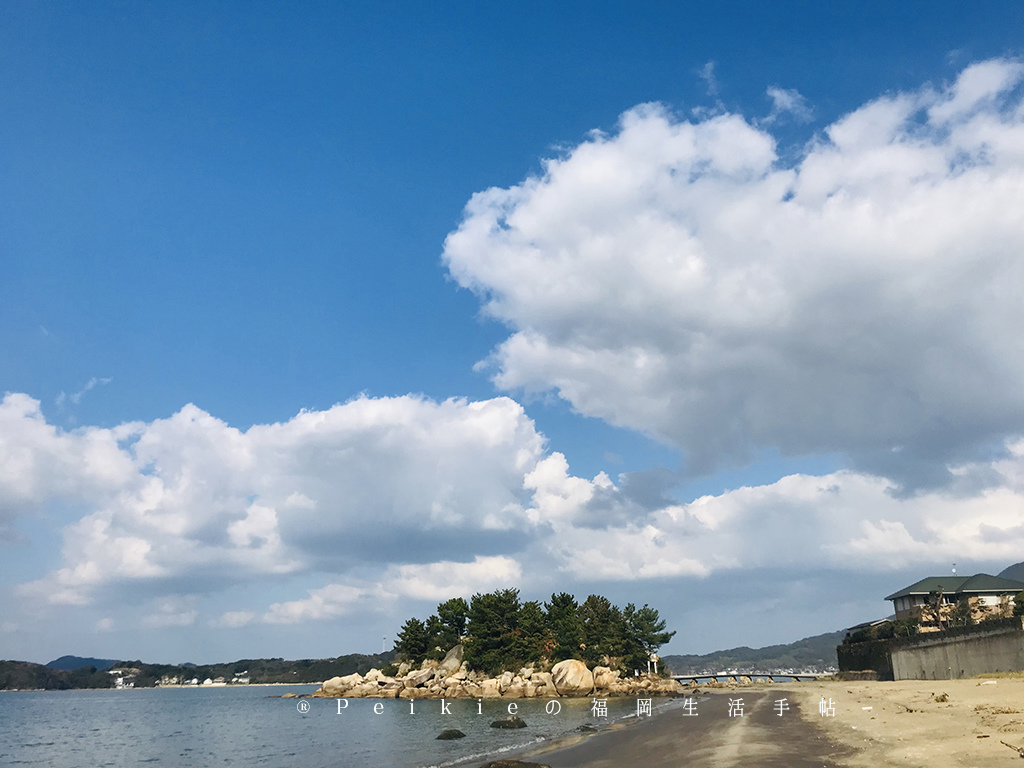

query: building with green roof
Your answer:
[886,573,1024,626]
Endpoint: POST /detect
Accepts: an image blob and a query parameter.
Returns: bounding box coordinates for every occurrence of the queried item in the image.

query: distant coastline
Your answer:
[0,653,394,692]
[1,626,845,692]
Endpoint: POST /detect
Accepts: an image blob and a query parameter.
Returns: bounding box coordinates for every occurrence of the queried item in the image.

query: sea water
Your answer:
[0,685,660,768]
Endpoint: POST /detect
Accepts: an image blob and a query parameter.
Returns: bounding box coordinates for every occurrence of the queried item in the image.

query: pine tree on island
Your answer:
[393,589,675,679]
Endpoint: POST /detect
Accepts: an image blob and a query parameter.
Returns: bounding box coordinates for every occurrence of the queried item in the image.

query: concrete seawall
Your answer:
[890,617,1024,680]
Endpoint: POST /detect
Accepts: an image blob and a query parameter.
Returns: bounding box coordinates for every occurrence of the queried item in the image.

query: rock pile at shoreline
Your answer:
[310,650,680,700]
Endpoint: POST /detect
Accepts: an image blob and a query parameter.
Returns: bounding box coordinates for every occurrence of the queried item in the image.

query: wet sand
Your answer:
[528,689,851,768]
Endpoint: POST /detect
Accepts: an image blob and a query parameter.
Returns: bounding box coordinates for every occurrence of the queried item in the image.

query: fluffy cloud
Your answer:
[11,393,545,606]
[5,392,1024,630]
[259,555,524,624]
[0,393,138,541]
[542,442,1024,581]
[384,555,523,602]
[263,583,375,625]
[443,58,1024,488]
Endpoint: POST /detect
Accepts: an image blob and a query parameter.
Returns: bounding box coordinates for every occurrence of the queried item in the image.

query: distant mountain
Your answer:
[997,561,1024,583]
[45,656,118,671]
[661,629,845,675]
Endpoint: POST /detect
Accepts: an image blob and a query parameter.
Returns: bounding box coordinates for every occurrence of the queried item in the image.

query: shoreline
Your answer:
[0,681,325,693]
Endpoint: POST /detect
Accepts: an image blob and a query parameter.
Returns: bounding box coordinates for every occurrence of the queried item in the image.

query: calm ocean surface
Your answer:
[0,685,664,768]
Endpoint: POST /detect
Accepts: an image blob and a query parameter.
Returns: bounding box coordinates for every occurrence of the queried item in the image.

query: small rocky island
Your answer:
[313,646,681,699]
[312,589,680,700]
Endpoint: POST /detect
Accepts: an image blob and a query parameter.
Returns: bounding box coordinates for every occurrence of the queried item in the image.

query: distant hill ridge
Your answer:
[662,629,845,675]
[998,560,1024,583]
[4,652,396,691]
[46,655,118,671]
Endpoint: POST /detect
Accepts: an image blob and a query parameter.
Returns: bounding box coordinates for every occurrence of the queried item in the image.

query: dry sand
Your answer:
[791,676,1024,767]
[521,676,1024,768]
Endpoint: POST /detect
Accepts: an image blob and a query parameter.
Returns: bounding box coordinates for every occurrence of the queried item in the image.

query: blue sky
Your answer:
[2,2,1024,664]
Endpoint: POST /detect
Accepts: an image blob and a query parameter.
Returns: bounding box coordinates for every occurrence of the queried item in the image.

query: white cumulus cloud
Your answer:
[11,394,546,606]
[4,390,1024,631]
[385,555,523,601]
[443,58,1024,489]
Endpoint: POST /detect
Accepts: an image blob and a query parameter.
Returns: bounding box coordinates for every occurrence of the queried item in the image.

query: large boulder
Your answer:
[610,679,633,695]
[593,666,619,690]
[481,678,501,698]
[531,672,556,696]
[321,673,364,697]
[404,667,435,688]
[364,668,384,683]
[650,677,682,694]
[498,671,513,693]
[439,644,464,675]
[551,660,594,696]
[490,715,527,729]
[398,686,429,699]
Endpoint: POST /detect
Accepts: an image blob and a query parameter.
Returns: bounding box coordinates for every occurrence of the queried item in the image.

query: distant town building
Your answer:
[107,668,137,689]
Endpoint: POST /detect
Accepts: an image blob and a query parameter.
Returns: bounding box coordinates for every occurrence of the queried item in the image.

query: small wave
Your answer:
[420,735,547,768]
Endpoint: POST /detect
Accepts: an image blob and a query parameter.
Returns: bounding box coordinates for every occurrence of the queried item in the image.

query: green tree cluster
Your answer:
[394,597,469,662]
[393,590,675,677]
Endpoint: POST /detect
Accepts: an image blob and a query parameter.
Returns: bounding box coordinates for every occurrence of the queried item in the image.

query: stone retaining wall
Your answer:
[890,617,1024,680]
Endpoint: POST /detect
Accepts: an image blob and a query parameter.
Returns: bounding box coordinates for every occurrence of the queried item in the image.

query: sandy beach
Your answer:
[791,676,1024,767]
[519,675,1024,768]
